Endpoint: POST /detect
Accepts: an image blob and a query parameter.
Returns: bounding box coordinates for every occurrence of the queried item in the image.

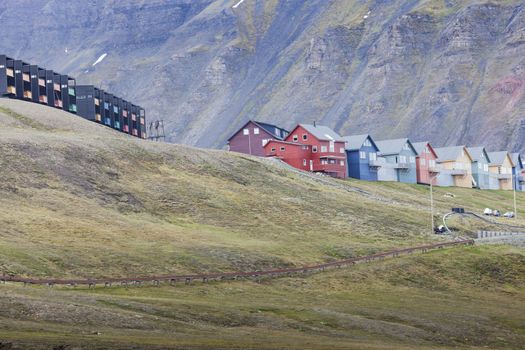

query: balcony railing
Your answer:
[450,169,467,176]
[38,78,45,86]
[6,68,14,77]
[23,90,32,99]
[6,86,16,94]
[23,73,30,82]
[394,162,409,169]
[519,175,525,183]
[497,173,511,180]
[369,159,382,167]
[428,166,440,173]
[39,95,48,104]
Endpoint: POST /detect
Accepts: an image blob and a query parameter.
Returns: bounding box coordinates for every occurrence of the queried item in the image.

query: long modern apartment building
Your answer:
[76,85,146,139]
[1,54,145,139]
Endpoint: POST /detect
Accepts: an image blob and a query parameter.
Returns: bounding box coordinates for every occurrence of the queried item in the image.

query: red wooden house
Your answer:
[227,120,289,156]
[264,124,347,178]
[412,141,440,185]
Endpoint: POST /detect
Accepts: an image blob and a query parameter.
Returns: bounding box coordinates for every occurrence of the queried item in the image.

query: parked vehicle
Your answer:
[434,225,447,234]
[493,210,501,217]
[503,211,515,218]
[483,208,493,215]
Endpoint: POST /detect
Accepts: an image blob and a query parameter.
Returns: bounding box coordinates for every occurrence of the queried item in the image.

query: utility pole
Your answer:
[513,172,518,219]
[430,177,434,233]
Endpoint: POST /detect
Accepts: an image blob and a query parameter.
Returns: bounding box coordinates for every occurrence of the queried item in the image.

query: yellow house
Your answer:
[434,146,473,188]
[487,151,515,190]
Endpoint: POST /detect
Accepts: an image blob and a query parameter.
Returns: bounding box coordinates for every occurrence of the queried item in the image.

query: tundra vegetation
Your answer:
[0,99,524,349]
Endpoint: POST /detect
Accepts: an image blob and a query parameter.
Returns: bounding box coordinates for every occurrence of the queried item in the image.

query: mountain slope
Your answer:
[1,0,524,152]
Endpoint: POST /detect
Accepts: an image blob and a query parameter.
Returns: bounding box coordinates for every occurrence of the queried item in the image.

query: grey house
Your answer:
[467,147,491,189]
[375,138,418,184]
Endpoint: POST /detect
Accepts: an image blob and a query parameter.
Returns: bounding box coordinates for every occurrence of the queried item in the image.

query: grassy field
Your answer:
[0,245,523,349]
[0,98,524,349]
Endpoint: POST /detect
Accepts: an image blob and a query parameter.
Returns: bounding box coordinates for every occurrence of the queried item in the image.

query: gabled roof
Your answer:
[340,134,378,151]
[375,138,416,156]
[227,120,289,141]
[434,146,472,162]
[487,151,514,167]
[466,147,490,163]
[298,124,342,141]
[412,141,438,158]
[511,153,523,168]
[255,121,290,140]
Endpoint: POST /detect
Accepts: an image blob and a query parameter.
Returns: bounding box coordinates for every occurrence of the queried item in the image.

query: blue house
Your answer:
[341,134,381,181]
[375,138,418,184]
[467,147,491,189]
[511,153,524,191]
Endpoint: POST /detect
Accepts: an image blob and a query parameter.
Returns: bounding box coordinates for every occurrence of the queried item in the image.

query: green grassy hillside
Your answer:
[0,99,524,349]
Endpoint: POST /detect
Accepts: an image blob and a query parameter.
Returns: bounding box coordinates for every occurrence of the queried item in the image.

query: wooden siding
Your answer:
[284,125,346,178]
[228,121,277,157]
[489,155,514,190]
[415,143,438,185]
[439,149,473,188]
[346,145,379,181]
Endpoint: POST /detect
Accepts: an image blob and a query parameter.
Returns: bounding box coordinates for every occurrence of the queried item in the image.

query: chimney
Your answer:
[313,121,316,127]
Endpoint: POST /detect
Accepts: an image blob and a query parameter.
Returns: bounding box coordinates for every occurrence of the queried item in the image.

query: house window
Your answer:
[360,151,366,159]
[293,135,298,142]
[409,156,415,163]
[340,147,345,153]
[425,146,429,154]
[280,146,285,151]
[262,139,268,146]
[254,127,259,135]
[369,152,377,161]
[399,155,407,163]
[329,159,336,164]
[478,163,482,170]
[303,159,307,166]
[484,164,489,172]
[421,158,426,165]
[364,139,371,147]
[243,128,249,135]
[329,141,335,153]
[429,160,435,167]
[340,160,345,166]
[404,143,410,150]
[271,147,276,152]
[302,134,308,141]
[312,146,318,153]
[321,160,328,165]
[321,146,327,152]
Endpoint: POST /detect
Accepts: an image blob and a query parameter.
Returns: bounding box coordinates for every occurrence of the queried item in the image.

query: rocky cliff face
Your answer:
[1,0,524,152]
